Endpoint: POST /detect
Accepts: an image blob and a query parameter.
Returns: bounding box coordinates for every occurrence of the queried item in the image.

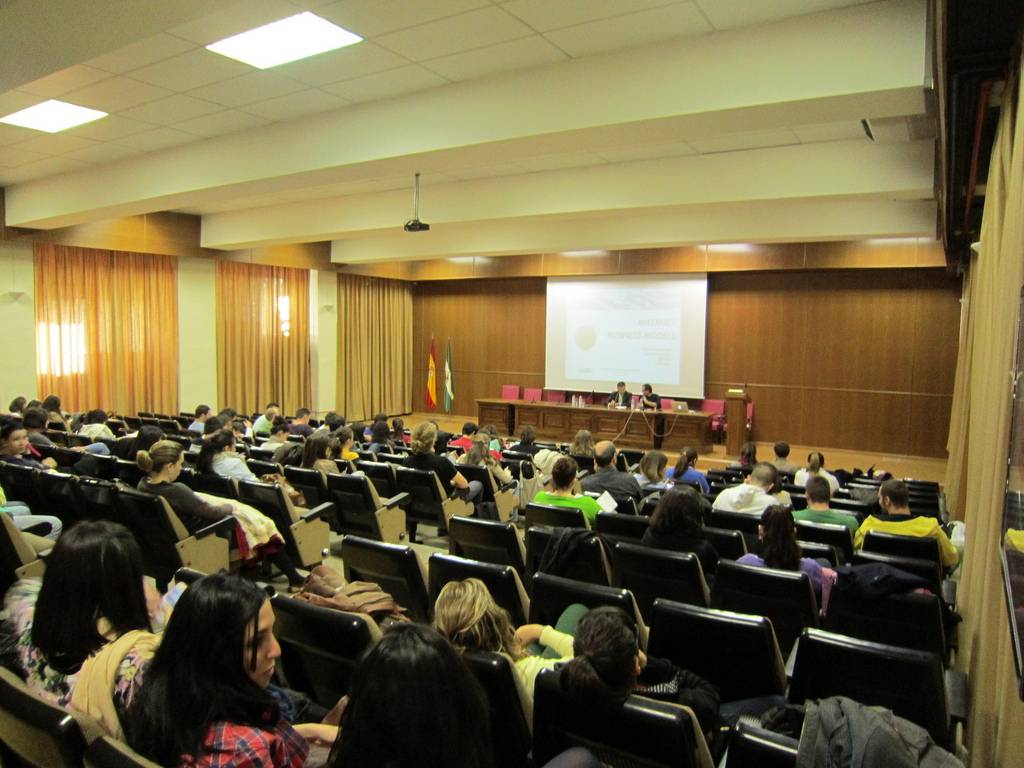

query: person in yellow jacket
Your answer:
[853,479,959,567]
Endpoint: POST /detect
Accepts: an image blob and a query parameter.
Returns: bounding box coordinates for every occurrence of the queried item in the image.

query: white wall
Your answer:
[176,256,218,413]
[314,269,337,416]
[0,240,37,404]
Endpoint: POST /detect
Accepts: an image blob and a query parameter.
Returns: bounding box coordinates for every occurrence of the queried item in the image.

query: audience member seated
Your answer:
[508,425,540,456]
[641,487,718,577]
[115,424,165,460]
[639,384,660,411]
[25,405,110,456]
[391,417,409,446]
[737,505,826,598]
[0,481,61,541]
[127,574,336,767]
[366,420,395,455]
[335,426,360,463]
[4,520,161,734]
[251,403,281,436]
[187,405,211,435]
[854,479,959,567]
[312,411,345,438]
[726,441,758,471]
[607,381,632,408]
[41,394,71,432]
[448,422,481,453]
[288,408,314,438]
[137,440,305,589]
[665,446,710,493]
[711,462,779,515]
[7,396,26,416]
[559,606,721,741]
[480,424,503,453]
[771,441,799,476]
[301,435,342,475]
[533,456,603,524]
[0,415,57,470]
[633,450,669,491]
[197,431,258,482]
[793,476,859,536]
[264,419,303,465]
[794,451,840,494]
[569,429,595,458]
[458,437,514,486]
[581,442,642,505]
[434,578,577,711]
[404,422,481,503]
[326,622,493,768]
[77,408,116,441]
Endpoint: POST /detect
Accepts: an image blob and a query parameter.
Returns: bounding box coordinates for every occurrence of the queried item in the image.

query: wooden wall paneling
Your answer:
[618,246,706,274]
[739,385,809,445]
[908,272,964,394]
[800,389,913,456]
[705,243,805,272]
[338,261,416,280]
[908,395,954,458]
[805,239,919,269]
[473,253,545,278]
[543,250,620,276]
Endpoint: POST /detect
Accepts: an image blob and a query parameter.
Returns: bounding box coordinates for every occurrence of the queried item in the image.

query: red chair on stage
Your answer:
[523,387,543,403]
[501,384,520,400]
[700,399,726,441]
[543,390,565,403]
[660,398,675,411]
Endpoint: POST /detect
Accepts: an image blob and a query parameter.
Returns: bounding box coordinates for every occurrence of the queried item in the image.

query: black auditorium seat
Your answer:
[428,553,530,626]
[609,542,709,620]
[340,535,432,623]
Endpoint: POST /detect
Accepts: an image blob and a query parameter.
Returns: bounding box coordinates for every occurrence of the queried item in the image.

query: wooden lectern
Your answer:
[725,389,750,457]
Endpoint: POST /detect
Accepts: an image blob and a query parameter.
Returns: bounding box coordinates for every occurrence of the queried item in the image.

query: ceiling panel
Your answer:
[62,76,175,111]
[517,151,608,171]
[0,91,44,116]
[544,3,713,57]
[64,142,144,164]
[65,114,156,141]
[320,64,449,102]
[422,35,568,81]
[502,0,688,32]
[596,141,697,163]
[374,6,534,61]
[315,0,491,38]
[0,146,51,168]
[114,126,200,151]
[187,70,307,107]
[18,65,111,99]
[693,0,873,30]
[18,133,100,156]
[0,123,36,146]
[128,48,252,92]
[172,109,268,137]
[167,0,302,46]
[272,42,410,87]
[690,127,801,153]
[447,162,526,180]
[240,88,347,120]
[85,33,197,74]
[118,93,224,124]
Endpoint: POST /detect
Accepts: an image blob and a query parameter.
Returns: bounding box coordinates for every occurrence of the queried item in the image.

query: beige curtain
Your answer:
[215,261,311,415]
[336,274,412,420]
[34,244,178,415]
[943,259,974,519]
[944,50,1024,767]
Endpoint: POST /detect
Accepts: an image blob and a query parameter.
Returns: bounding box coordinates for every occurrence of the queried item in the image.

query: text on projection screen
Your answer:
[544,275,707,398]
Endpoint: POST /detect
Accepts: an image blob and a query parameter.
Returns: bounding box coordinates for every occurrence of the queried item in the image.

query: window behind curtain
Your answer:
[33,244,179,415]
[215,261,311,415]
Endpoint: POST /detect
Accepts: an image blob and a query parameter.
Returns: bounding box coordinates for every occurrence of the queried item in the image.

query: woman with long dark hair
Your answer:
[641,486,718,576]
[327,623,494,768]
[737,505,824,596]
[4,520,160,734]
[127,574,334,767]
[665,446,710,493]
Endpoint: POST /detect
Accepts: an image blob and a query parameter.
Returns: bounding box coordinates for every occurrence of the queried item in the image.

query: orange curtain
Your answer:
[33,243,178,415]
[216,261,311,415]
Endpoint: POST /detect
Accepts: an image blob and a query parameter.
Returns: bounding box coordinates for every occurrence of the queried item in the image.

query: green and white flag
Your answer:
[443,339,454,413]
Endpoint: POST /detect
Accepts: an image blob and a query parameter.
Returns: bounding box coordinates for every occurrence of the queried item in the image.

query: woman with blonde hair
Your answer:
[457,436,513,486]
[633,450,668,490]
[403,422,480,501]
[568,430,595,458]
[434,579,577,711]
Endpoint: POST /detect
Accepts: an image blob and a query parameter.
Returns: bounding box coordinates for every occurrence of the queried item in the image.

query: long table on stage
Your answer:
[476,398,713,453]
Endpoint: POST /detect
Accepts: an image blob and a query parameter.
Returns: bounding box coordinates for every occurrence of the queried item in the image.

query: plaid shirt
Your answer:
[182,718,309,768]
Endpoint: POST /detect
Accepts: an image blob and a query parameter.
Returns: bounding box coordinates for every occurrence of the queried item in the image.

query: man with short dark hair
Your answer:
[531,456,603,524]
[607,381,632,408]
[711,462,779,514]
[793,476,859,536]
[639,384,660,411]
[288,407,314,438]
[447,422,479,453]
[188,405,211,435]
[854,479,959,566]
[580,440,642,503]
[771,441,799,475]
[252,403,280,435]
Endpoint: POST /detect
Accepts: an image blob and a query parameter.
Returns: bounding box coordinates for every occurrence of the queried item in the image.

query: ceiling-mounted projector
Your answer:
[404,172,430,232]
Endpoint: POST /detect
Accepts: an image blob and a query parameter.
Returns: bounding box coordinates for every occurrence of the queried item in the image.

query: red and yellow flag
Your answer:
[426,336,437,411]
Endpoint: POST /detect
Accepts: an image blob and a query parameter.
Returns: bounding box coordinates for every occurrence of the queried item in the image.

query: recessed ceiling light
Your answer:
[0,99,107,133]
[206,12,362,69]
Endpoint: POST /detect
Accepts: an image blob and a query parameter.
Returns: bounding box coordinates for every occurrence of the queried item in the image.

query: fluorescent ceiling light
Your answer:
[0,99,107,133]
[706,243,755,252]
[560,250,609,258]
[206,12,362,69]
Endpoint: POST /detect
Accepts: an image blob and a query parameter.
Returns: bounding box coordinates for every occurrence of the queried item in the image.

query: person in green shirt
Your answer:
[793,475,859,537]
[531,456,603,525]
